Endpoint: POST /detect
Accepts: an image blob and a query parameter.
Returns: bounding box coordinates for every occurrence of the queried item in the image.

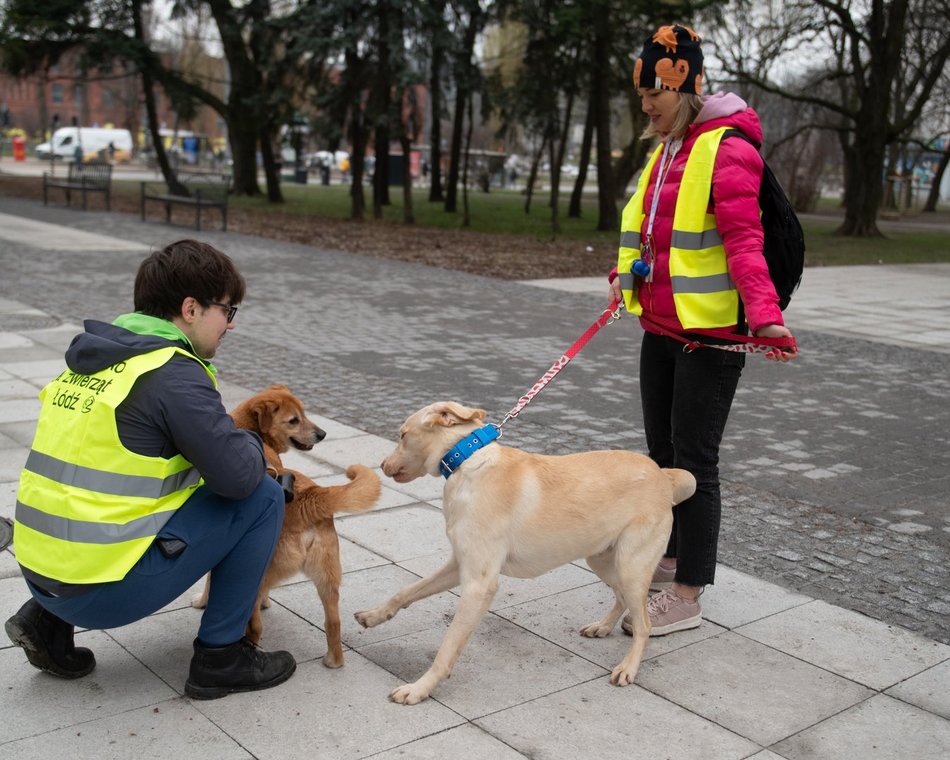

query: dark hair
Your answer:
[133,240,246,319]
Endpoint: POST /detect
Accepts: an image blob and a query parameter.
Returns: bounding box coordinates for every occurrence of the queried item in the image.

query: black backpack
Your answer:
[721,130,805,310]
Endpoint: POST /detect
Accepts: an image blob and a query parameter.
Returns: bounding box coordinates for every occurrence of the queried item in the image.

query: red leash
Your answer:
[638,314,798,355]
[498,298,797,427]
[499,298,624,427]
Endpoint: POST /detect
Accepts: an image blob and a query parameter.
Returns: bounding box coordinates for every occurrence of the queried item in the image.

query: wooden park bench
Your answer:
[42,160,113,211]
[140,171,231,231]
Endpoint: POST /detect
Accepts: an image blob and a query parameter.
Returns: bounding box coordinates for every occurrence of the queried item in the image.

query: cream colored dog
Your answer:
[354,401,696,704]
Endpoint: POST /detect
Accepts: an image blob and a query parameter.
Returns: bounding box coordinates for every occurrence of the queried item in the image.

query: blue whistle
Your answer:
[632,259,651,277]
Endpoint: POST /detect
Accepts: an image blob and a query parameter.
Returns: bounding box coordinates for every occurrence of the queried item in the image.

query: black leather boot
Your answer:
[4,598,96,678]
[184,637,296,700]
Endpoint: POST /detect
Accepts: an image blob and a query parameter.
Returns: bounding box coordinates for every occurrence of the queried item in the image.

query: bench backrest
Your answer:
[180,172,231,203]
[68,161,113,187]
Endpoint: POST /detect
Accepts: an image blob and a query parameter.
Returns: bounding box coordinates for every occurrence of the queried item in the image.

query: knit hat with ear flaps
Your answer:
[633,24,704,95]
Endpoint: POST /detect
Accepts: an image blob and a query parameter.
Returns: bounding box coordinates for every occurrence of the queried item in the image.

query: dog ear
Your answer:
[424,402,486,428]
[254,398,279,433]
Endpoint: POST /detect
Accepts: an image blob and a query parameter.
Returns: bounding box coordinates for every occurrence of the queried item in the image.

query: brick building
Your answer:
[0,48,228,150]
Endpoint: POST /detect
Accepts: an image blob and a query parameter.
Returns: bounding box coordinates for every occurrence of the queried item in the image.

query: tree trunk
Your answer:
[568,99,594,218]
[837,105,890,236]
[462,93,474,227]
[400,131,414,224]
[838,147,886,236]
[444,5,479,213]
[444,80,466,213]
[348,104,367,221]
[372,0,393,218]
[591,13,617,232]
[548,89,575,237]
[923,144,949,212]
[524,135,546,215]
[228,114,260,197]
[131,0,185,195]
[205,0,264,197]
[427,0,446,203]
[548,134,559,235]
[259,124,283,203]
[400,84,419,225]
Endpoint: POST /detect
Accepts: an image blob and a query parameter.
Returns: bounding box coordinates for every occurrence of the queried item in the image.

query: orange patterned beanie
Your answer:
[633,24,704,95]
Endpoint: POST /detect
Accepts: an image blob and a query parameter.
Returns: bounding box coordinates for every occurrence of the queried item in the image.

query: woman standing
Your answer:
[607,24,796,637]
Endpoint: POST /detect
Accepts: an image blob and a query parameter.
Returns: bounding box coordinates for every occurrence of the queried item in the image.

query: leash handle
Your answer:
[639,314,798,355]
[500,299,623,426]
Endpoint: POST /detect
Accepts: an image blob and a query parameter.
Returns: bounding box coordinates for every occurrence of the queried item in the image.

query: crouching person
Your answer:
[5,239,295,700]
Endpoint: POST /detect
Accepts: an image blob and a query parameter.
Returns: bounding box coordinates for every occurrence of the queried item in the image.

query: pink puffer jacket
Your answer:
[617,92,784,334]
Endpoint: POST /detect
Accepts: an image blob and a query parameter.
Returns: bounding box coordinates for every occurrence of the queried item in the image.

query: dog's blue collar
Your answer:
[439,424,501,479]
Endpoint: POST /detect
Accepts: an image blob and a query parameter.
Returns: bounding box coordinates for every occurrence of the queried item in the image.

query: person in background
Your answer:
[607,24,796,638]
[5,240,296,700]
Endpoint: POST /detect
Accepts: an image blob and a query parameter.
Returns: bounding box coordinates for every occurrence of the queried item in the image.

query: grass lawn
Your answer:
[105,177,950,268]
[230,182,950,266]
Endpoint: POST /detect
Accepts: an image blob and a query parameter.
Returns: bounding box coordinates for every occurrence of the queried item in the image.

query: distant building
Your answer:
[0,47,227,149]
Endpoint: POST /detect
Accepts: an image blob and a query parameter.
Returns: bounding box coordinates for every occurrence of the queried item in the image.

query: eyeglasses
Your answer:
[208,301,238,323]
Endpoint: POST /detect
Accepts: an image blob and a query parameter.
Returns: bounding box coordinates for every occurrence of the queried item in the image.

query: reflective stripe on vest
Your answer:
[14,346,216,584]
[617,127,740,328]
[23,449,201,498]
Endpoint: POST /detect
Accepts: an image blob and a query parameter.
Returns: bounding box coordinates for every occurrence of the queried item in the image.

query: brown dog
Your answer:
[194,385,381,668]
[355,401,695,703]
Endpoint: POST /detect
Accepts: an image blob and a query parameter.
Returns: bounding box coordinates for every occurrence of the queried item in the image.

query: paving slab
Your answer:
[737,598,950,690]
[357,612,609,718]
[336,504,450,563]
[635,632,874,746]
[1,699,253,760]
[0,198,948,758]
[0,629,177,744]
[371,722,528,759]
[186,656,465,760]
[773,693,950,759]
[885,659,950,719]
[476,677,759,759]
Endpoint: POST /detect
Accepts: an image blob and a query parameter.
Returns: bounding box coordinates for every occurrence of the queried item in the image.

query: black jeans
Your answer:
[639,331,744,587]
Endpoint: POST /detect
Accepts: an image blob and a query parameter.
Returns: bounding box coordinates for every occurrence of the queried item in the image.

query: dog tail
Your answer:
[290,464,381,522]
[335,464,382,514]
[664,468,696,507]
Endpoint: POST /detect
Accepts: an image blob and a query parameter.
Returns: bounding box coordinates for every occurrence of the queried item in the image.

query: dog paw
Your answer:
[609,664,638,687]
[322,652,344,669]
[354,609,390,628]
[190,593,208,609]
[579,621,612,638]
[389,683,429,705]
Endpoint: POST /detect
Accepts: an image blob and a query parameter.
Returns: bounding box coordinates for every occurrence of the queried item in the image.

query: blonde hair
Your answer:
[641,93,704,141]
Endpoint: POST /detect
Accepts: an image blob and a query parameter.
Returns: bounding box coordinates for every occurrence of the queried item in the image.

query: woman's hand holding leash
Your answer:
[755,324,798,362]
[608,277,622,305]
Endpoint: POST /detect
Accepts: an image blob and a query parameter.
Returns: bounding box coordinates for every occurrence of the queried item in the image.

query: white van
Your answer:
[35,127,134,162]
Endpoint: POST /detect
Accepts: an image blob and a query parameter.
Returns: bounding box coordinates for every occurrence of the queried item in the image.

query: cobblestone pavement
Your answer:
[1,197,948,646]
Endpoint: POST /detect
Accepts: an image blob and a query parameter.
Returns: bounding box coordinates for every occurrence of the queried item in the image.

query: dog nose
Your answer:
[316,428,327,442]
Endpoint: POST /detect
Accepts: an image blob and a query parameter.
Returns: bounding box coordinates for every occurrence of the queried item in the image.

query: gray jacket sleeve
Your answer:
[116,354,266,500]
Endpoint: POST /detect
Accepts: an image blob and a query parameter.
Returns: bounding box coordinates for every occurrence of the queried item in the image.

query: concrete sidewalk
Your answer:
[1,199,948,759]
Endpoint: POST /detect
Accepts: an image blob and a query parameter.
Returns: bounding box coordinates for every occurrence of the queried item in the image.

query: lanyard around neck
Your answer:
[645,138,682,241]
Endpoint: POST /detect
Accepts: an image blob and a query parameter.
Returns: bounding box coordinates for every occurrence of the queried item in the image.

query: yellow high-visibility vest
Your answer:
[14,346,216,584]
[617,126,740,329]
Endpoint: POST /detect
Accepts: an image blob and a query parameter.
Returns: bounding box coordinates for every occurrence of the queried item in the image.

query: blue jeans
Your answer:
[28,477,284,647]
[639,331,744,586]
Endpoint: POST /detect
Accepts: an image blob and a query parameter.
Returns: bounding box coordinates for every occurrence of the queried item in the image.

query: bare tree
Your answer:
[711,0,950,237]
